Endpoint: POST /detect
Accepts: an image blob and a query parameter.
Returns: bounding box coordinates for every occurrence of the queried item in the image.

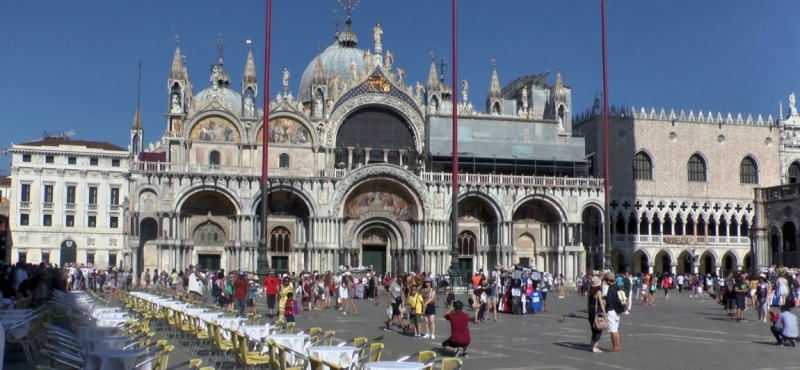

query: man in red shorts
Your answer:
[263,269,281,318]
[442,300,470,357]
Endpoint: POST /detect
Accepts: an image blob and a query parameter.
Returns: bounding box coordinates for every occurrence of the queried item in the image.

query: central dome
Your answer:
[298,17,366,103]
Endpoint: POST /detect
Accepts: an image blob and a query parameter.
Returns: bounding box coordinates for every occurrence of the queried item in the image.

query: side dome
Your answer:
[195,87,243,110]
[298,43,366,103]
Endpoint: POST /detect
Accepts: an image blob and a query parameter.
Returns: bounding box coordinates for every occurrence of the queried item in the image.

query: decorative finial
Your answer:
[318,43,321,53]
[215,33,228,61]
[338,0,360,16]
[491,58,496,68]
[331,9,342,33]
[437,55,448,78]
[246,39,252,48]
[430,51,435,61]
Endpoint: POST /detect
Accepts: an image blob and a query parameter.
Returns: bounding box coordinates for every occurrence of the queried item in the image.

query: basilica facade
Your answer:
[126,15,604,280]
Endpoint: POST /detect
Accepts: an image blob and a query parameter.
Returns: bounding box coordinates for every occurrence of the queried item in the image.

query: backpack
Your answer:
[725,278,735,293]
[212,282,222,297]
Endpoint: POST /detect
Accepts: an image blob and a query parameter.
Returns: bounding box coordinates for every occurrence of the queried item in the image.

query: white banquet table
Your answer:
[212,318,246,340]
[363,362,426,370]
[265,334,309,363]
[240,325,271,340]
[308,346,359,369]
[86,348,150,370]
[98,318,128,327]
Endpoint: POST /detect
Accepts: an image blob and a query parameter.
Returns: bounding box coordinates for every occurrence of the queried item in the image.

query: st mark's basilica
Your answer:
[127,13,603,279]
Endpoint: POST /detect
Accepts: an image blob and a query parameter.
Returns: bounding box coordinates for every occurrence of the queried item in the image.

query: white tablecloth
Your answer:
[266,334,309,363]
[96,312,128,320]
[0,316,31,339]
[81,335,132,353]
[309,346,359,369]
[240,325,271,340]
[364,362,426,370]
[86,349,150,370]
[211,318,246,340]
[92,307,120,318]
[77,326,119,342]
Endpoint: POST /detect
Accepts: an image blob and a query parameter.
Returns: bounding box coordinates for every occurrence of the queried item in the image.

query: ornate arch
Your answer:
[329,164,431,218]
[325,94,425,151]
[444,191,507,222]
[254,111,319,147]
[183,110,246,143]
[511,193,569,223]
[655,248,675,264]
[579,200,605,222]
[251,183,318,217]
[173,185,242,216]
[347,214,409,251]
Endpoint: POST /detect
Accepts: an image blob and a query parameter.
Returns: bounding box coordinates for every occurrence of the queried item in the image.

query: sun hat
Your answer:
[591,276,602,287]
[604,272,616,281]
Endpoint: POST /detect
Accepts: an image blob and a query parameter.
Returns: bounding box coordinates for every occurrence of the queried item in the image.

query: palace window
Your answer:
[633,152,653,180]
[270,227,291,253]
[457,231,477,256]
[740,157,758,184]
[789,162,800,184]
[279,153,290,168]
[687,154,707,182]
[209,151,220,166]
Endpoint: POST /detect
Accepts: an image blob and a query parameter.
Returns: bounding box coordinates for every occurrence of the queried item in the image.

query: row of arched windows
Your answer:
[633,152,762,184]
[207,151,290,168]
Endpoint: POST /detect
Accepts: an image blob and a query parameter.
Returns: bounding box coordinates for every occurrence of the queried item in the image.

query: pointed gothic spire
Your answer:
[313,46,326,84]
[427,54,439,90]
[131,106,142,130]
[554,66,566,101]
[243,44,258,84]
[488,59,501,99]
[170,36,186,80]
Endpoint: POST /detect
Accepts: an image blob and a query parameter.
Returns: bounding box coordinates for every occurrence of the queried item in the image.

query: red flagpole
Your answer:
[259,0,272,276]
[449,0,460,280]
[601,0,613,270]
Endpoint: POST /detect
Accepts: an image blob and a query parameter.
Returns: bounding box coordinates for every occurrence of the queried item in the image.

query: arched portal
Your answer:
[180,190,238,271]
[722,251,737,275]
[458,195,499,269]
[255,190,312,273]
[513,198,564,274]
[782,222,798,267]
[351,218,404,275]
[700,251,716,275]
[516,233,536,268]
[336,107,417,169]
[360,227,390,275]
[457,231,478,281]
[138,218,158,272]
[632,249,648,274]
[610,249,626,273]
[677,250,693,274]
[655,250,672,274]
[581,206,603,271]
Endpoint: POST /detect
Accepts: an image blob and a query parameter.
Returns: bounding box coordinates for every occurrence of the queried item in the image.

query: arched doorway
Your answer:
[581,206,603,272]
[782,222,798,267]
[743,252,752,271]
[513,198,562,274]
[360,227,389,275]
[181,190,238,271]
[60,239,77,266]
[458,196,499,270]
[138,218,158,272]
[255,190,311,272]
[699,251,716,275]
[677,250,693,274]
[632,249,648,274]
[610,249,626,273]
[516,233,536,268]
[655,250,672,274]
[457,231,477,283]
[722,251,737,275]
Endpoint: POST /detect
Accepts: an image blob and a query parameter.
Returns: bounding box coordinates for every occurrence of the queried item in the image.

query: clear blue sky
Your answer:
[1,1,798,171]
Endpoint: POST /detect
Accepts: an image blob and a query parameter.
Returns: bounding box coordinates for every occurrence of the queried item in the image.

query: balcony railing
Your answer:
[87,204,98,212]
[610,234,749,245]
[110,204,120,212]
[19,201,30,209]
[133,160,605,189]
[761,183,800,201]
[65,203,76,211]
[42,202,53,210]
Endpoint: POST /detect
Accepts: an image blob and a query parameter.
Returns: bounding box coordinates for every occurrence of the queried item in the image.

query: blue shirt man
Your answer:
[771,305,799,345]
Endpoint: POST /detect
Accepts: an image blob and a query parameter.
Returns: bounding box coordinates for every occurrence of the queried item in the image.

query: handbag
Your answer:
[592,297,608,330]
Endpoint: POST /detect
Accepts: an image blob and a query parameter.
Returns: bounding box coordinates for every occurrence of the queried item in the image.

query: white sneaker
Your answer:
[431,335,436,339]
[422,334,430,338]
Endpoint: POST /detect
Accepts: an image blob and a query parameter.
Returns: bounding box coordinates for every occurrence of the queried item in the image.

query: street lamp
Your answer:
[447,0,461,291]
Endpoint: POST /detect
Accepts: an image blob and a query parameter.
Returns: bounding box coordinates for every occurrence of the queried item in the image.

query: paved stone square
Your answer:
[256,290,799,370]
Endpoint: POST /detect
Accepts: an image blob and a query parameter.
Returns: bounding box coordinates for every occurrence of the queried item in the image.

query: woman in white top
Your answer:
[776,274,790,306]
